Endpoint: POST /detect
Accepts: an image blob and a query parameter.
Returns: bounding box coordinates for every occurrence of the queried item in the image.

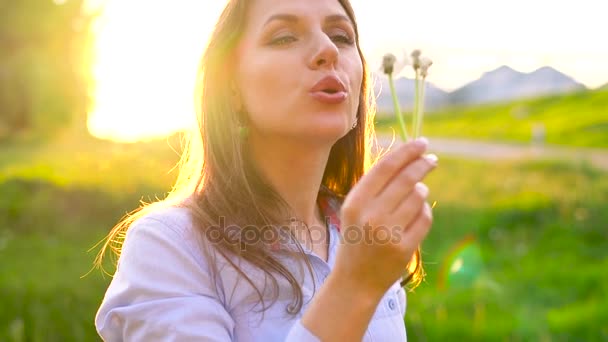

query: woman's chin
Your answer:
[299,123,352,143]
[261,119,352,145]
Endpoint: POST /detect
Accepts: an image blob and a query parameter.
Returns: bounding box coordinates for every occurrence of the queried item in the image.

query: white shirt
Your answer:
[95,206,408,341]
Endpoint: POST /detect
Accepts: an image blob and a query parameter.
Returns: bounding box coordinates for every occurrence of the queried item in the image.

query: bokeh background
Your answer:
[1,1,607,341]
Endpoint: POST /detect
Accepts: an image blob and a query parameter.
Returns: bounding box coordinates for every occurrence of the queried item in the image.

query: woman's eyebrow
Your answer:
[324,14,352,26]
[263,14,299,27]
[263,13,352,27]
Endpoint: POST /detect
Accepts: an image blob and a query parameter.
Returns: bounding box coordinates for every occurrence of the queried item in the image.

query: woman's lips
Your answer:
[310,75,348,104]
[309,91,348,104]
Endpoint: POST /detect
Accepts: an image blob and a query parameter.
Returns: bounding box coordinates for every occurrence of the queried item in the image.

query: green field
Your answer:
[376,88,608,148]
[1,135,606,341]
[0,136,181,341]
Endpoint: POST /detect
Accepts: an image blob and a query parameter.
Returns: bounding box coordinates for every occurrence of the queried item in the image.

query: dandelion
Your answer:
[420,57,433,78]
[415,56,433,138]
[381,54,397,75]
[411,49,421,69]
[411,51,433,139]
[381,50,438,212]
[381,52,410,141]
[381,49,433,141]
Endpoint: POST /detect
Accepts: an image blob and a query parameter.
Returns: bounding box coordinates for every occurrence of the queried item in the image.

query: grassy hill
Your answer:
[1,135,607,340]
[376,89,608,148]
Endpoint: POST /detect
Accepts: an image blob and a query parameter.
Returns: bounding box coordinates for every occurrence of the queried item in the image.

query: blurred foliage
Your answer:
[0,135,182,341]
[0,0,97,141]
[408,157,608,341]
[377,88,608,148]
[0,136,606,341]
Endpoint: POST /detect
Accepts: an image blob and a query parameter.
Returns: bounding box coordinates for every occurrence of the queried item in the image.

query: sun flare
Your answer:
[88,1,227,142]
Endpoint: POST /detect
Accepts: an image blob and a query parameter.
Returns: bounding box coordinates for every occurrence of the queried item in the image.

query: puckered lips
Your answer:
[309,75,348,104]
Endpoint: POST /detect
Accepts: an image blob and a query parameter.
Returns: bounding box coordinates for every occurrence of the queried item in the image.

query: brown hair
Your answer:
[96,0,423,316]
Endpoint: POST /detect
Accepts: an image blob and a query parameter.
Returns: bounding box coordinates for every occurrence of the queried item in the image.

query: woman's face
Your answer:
[234,0,363,143]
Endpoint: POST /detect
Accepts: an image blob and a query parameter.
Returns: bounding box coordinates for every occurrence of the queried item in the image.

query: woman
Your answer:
[95,0,438,340]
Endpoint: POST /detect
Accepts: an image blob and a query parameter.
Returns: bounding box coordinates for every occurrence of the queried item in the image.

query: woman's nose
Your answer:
[308,33,339,69]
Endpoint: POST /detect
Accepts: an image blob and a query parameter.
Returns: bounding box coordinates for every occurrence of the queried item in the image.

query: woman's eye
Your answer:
[270,36,297,46]
[331,33,354,45]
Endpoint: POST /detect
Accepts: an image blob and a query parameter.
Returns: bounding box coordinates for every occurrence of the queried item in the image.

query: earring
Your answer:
[351,119,358,130]
[238,124,249,140]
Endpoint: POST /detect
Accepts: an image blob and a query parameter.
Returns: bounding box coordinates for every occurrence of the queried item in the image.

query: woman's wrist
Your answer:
[299,269,385,340]
[325,268,386,304]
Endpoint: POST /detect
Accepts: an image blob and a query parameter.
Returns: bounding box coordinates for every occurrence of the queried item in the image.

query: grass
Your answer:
[408,158,608,341]
[0,134,606,341]
[376,88,608,148]
[0,135,182,341]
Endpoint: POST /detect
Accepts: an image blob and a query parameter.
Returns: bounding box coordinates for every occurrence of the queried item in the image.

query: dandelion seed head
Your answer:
[420,57,433,78]
[420,57,433,69]
[411,49,421,71]
[381,53,397,75]
[411,50,422,70]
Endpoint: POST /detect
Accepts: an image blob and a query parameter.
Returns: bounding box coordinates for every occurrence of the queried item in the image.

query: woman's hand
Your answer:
[333,137,437,298]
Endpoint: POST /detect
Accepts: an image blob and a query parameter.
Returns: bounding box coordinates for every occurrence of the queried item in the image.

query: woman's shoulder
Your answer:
[130,205,194,237]
[121,205,213,267]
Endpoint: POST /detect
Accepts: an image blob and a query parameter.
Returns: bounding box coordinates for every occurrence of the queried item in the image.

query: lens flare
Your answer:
[438,235,484,290]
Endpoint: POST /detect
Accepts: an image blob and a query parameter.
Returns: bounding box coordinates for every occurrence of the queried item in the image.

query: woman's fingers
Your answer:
[399,202,434,253]
[388,182,429,229]
[343,139,428,216]
[334,135,438,296]
[374,155,437,214]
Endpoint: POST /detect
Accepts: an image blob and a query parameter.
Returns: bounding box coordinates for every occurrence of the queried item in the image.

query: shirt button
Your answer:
[388,298,397,311]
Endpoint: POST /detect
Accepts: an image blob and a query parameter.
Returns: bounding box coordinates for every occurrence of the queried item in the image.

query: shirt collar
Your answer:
[317,186,342,233]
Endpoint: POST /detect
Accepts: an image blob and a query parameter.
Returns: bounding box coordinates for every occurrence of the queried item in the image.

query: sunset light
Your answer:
[87,1,227,142]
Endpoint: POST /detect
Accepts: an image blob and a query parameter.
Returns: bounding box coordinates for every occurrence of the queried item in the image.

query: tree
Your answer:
[0,0,98,141]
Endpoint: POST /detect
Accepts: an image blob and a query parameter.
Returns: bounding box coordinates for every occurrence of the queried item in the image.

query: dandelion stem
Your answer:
[416,77,426,139]
[412,70,420,139]
[388,73,409,141]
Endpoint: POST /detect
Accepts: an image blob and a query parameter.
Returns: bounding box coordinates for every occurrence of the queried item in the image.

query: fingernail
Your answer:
[424,153,438,164]
[415,182,429,195]
[414,137,429,148]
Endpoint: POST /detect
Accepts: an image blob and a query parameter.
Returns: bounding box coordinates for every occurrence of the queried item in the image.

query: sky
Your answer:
[86,0,608,141]
[353,0,608,90]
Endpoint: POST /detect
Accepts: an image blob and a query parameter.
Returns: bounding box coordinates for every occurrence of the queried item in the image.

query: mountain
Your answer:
[373,74,450,116]
[449,66,586,105]
[374,66,588,115]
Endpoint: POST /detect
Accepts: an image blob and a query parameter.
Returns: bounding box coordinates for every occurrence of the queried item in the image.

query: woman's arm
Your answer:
[294,271,384,341]
[298,139,436,341]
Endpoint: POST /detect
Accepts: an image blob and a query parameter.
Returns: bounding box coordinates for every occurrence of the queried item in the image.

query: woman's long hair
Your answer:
[95,0,423,316]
